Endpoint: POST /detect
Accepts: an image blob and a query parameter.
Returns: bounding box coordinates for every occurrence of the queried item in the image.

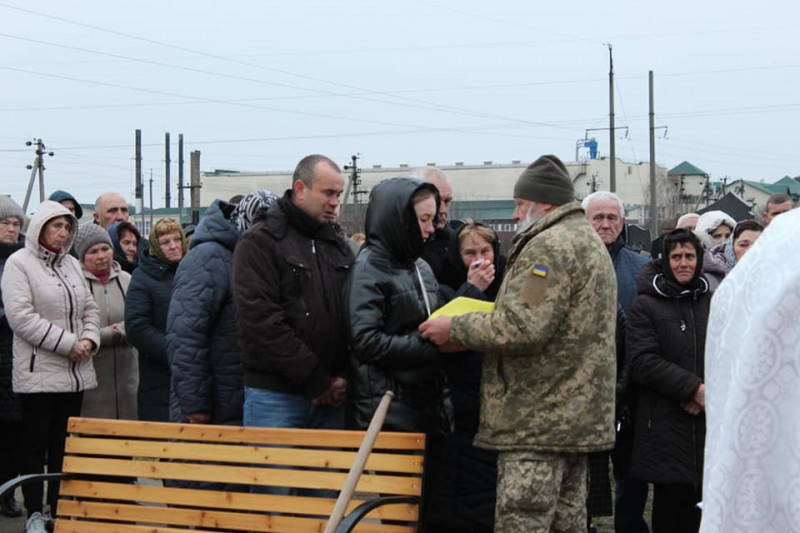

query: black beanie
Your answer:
[513,155,575,205]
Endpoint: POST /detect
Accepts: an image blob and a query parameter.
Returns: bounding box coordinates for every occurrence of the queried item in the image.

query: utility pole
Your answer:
[135,130,144,232]
[22,138,53,213]
[149,169,154,231]
[607,44,616,193]
[648,70,657,239]
[342,154,364,215]
[164,133,171,209]
[190,150,201,225]
[178,134,185,224]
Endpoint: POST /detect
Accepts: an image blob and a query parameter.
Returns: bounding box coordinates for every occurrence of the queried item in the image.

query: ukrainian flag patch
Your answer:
[532,265,548,277]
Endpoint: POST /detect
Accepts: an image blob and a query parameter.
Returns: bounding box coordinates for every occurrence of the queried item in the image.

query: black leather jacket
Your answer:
[343,178,453,435]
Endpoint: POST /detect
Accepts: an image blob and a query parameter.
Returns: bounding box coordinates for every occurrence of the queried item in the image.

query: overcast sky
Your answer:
[1,0,797,210]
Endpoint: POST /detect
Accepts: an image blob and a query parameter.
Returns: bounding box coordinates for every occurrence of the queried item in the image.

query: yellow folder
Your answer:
[430,297,495,318]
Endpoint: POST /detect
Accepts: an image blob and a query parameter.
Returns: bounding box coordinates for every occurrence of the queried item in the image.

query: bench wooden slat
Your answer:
[65,436,424,474]
[58,499,415,533]
[67,417,425,450]
[59,480,419,521]
[62,457,423,496]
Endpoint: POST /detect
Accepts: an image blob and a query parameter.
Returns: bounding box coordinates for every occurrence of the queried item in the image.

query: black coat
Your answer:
[125,242,178,422]
[166,200,243,425]
[343,178,453,436]
[626,261,709,485]
[0,240,24,423]
[231,191,354,398]
[426,224,504,533]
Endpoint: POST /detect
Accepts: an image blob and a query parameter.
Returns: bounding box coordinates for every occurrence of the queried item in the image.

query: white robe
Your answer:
[701,208,800,532]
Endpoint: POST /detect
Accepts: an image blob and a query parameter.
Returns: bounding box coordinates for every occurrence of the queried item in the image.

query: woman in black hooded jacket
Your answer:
[343,177,453,531]
[627,228,710,533]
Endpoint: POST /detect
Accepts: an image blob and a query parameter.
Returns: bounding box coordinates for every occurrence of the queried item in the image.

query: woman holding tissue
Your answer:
[426,221,505,533]
[343,177,452,531]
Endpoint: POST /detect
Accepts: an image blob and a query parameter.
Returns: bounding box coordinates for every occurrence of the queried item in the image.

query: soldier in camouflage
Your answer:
[421,154,618,533]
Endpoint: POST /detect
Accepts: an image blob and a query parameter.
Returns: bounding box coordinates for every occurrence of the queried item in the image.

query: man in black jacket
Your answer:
[232,155,354,448]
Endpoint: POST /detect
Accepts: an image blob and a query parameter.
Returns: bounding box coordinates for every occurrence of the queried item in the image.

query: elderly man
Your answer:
[416,166,455,279]
[93,192,130,228]
[582,191,650,533]
[763,192,793,226]
[583,191,649,314]
[421,154,617,532]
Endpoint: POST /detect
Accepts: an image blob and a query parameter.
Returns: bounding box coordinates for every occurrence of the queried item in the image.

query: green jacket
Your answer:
[451,201,617,453]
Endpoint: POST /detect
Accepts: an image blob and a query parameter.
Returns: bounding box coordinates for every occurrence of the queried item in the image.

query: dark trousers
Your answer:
[613,429,649,533]
[19,392,83,518]
[0,420,22,484]
[651,483,701,533]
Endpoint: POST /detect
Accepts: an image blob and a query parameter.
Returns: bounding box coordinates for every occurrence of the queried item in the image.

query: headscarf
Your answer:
[231,190,279,233]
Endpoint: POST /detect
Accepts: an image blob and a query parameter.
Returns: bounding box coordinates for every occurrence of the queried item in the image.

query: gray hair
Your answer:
[581,190,625,218]
[412,166,447,183]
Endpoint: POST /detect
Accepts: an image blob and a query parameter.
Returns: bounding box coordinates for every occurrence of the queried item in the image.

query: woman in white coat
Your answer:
[0,200,100,533]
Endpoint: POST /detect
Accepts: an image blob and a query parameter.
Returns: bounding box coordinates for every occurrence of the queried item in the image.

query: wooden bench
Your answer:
[0,416,426,533]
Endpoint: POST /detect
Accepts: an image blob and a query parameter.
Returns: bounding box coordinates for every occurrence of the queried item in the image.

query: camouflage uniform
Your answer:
[450,201,617,532]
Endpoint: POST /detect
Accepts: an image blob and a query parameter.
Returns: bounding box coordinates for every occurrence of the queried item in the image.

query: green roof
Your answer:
[768,176,800,197]
[668,161,708,177]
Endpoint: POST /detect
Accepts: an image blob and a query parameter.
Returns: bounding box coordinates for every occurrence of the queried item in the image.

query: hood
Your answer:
[438,222,506,300]
[48,189,83,220]
[25,200,79,259]
[137,239,177,280]
[190,199,239,252]
[365,178,440,263]
[636,260,709,299]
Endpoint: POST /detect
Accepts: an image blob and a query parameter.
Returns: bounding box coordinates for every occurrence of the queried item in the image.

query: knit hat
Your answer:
[48,190,83,220]
[513,155,575,205]
[73,222,113,261]
[0,195,25,225]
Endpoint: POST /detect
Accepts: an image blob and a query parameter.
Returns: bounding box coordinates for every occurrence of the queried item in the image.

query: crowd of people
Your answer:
[0,156,796,533]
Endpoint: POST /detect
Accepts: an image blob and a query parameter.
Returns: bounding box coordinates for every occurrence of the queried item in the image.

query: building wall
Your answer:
[200,158,669,226]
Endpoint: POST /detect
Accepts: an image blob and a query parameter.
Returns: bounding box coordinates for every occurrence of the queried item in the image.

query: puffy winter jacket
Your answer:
[166,200,243,424]
[627,260,709,485]
[343,178,453,436]
[1,201,100,394]
[125,240,178,421]
[81,263,138,420]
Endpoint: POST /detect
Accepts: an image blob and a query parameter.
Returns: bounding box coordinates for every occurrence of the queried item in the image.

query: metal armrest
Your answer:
[0,473,72,498]
[335,495,421,533]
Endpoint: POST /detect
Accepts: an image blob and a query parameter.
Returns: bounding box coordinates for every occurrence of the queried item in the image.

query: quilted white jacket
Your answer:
[1,201,100,393]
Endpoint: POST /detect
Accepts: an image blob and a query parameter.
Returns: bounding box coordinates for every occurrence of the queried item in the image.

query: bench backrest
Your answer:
[55,417,426,533]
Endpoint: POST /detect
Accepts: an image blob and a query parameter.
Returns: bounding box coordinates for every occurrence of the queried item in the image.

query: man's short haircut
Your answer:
[581,191,625,218]
[412,166,447,183]
[95,192,113,212]
[292,155,341,187]
[766,193,792,209]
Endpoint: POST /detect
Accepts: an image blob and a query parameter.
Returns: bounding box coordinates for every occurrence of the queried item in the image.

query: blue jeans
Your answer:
[243,387,345,496]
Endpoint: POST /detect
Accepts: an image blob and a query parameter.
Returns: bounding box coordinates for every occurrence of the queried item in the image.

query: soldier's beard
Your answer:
[516,203,544,235]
